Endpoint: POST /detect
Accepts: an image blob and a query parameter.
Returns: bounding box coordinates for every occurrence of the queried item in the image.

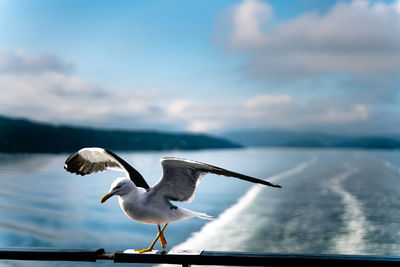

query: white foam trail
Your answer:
[170,157,317,252]
[384,161,400,176]
[329,167,371,254]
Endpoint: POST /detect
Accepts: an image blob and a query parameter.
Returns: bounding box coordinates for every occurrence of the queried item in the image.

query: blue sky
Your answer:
[0,0,399,134]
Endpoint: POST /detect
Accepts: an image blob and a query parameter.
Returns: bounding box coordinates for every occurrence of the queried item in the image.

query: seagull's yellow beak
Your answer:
[100,192,114,204]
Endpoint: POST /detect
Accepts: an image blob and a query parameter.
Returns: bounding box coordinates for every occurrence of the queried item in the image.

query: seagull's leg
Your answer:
[136,232,160,253]
[158,224,168,248]
[135,224,168,253]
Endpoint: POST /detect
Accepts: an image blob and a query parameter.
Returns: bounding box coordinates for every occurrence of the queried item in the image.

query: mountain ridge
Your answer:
[0,115,241,153]
[224,129,400,149]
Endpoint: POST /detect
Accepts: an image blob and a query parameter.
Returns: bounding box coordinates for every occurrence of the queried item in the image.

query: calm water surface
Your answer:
[1,148,400,266]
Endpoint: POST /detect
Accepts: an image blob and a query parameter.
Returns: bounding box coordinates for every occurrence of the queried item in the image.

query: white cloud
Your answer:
[0,49,73,74]
[320,104,369,123]
[245,94,291,108]
[189,120,224,133]
[230,0,273,46]
[0,65,375,133]
[0,50,168,129]
[0,48,380,134]
[0,72,153,123]
[220,0,400,78]
[166,95,370,133]
[211,0,399,134]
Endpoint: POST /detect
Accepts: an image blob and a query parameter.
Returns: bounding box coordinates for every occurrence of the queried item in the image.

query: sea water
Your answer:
[1,148,400,266]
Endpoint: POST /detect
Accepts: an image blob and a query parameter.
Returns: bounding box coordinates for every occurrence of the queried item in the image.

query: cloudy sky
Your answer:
[0,0,399,135]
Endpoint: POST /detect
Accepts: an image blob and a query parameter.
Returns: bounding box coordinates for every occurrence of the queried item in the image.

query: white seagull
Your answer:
[64,147,281,252]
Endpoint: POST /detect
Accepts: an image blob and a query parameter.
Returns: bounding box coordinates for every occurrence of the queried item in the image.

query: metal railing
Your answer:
[2,247,400,266]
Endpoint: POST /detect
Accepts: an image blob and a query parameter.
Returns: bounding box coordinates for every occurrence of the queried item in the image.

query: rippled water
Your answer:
[1,148,400,266]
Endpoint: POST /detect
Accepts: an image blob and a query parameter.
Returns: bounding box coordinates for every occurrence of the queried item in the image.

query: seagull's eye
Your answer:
[114,185,122,190]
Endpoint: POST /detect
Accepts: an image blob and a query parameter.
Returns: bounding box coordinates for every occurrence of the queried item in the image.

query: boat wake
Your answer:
[170,157,317,252]
[383,160,400,176]
[329,166,372,254]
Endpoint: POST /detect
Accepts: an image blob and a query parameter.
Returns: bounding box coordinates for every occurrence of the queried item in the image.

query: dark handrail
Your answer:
[1,248,400,266]
[0,247,105,262]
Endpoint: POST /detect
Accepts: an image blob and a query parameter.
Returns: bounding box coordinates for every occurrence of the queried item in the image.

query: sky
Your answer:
[0,0,399,135]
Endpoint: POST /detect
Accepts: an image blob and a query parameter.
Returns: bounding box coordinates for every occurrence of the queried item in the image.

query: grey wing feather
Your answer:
[150,157,281,203]
[64,147,150,189]
[64,148,125,176]
[162,159,205,202]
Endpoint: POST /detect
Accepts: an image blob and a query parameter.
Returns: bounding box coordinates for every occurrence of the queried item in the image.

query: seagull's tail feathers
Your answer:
[194,211,213,220]
[178,207,213,221]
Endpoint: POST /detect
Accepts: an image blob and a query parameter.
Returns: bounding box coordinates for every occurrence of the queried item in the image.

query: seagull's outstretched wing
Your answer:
[149,157,281,203]
[64,147,150,189]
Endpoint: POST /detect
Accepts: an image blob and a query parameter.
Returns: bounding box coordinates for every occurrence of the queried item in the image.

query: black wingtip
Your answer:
[64,152,87,175]
[263,180,282,188]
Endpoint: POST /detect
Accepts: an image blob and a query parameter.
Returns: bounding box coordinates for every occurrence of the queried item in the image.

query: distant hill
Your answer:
[0,116,241,153]
[224,129,400,149]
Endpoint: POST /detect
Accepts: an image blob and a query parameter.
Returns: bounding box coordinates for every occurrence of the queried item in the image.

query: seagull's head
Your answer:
[100,177,133,204]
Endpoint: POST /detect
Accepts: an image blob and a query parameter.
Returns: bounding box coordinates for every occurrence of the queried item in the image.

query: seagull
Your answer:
[64,147,281,252]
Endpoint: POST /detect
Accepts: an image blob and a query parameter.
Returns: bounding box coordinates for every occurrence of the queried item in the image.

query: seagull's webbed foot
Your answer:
[135,223,169,253]
[135,247,154,253]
